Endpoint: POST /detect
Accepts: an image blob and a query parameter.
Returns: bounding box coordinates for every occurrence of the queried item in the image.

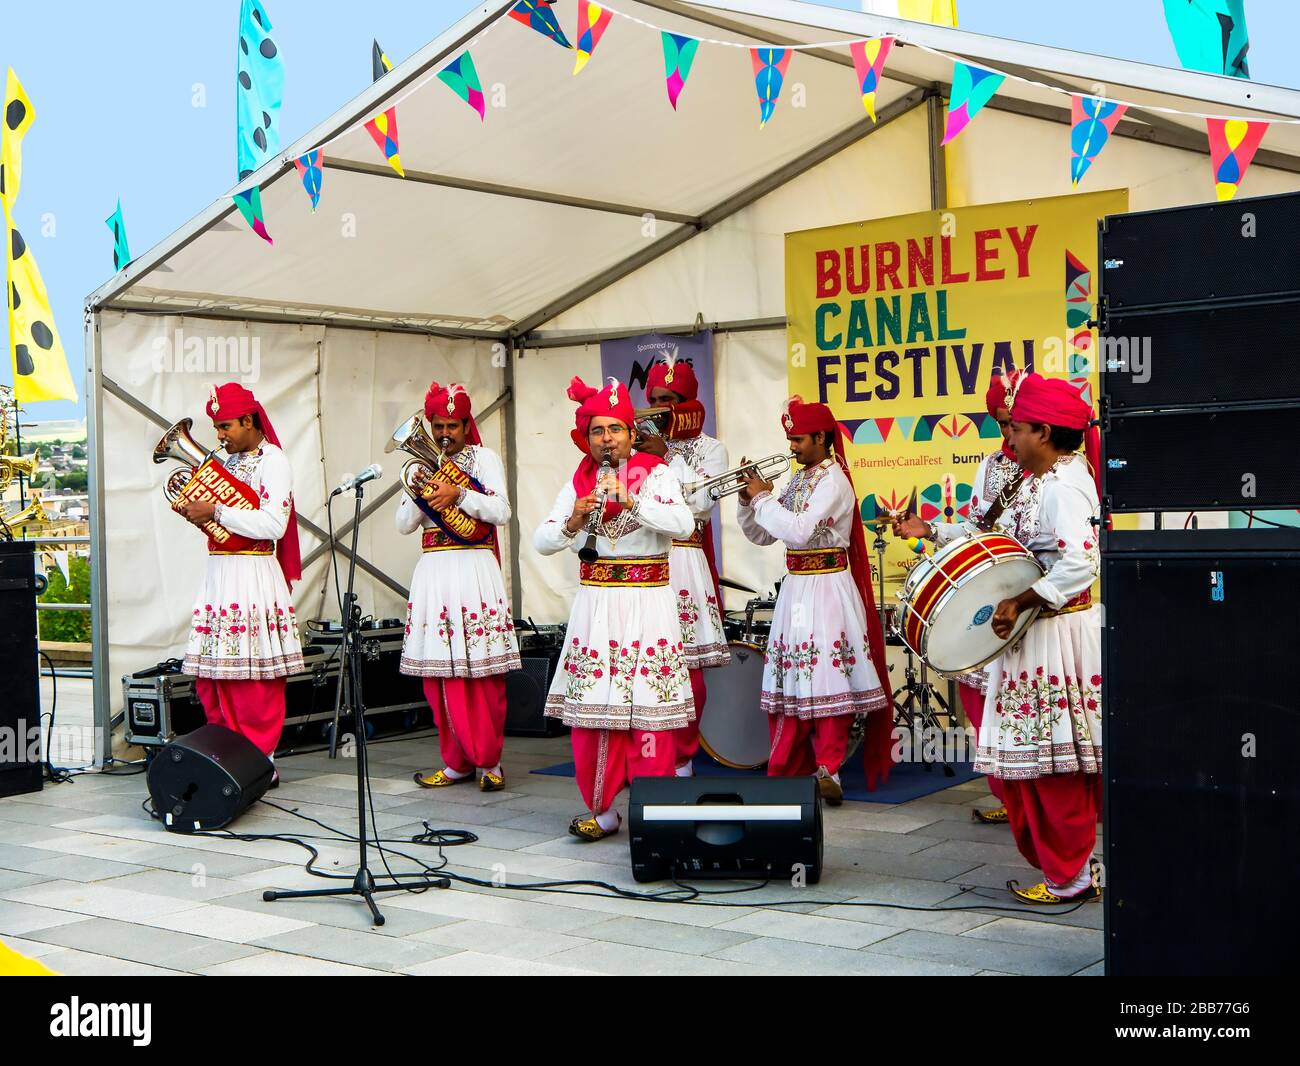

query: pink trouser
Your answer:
[195,677,287,757]
[423,676,508,774]
[673,669,706,767]
[570,727,676,816]
[767,714,852,777]
[1002,772,1103,887]
[959,681,1005,803]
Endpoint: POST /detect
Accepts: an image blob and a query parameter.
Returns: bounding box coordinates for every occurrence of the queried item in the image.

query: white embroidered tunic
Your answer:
[535,464,697,731]
[183,443,304,680]
[397,444,521,678]
[664,433,730,670]
[738,459,888,719]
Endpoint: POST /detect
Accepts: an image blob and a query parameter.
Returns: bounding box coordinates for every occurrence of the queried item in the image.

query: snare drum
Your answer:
[697,641,769,770]
[895,531,1044,674]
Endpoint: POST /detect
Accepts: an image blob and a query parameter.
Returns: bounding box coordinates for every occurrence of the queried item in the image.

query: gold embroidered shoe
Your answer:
[479,770,505,792]
[1007,879,1102,905]
[816,767,844,807]
[413,768,472,789]
[568,815,619,842]
[972,805,1009,824]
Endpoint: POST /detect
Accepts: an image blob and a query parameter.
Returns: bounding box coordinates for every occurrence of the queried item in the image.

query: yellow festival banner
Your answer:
[785,189,1128,591]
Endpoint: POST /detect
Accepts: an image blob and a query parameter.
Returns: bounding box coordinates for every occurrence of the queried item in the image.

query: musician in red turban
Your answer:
[404,382,521,793]
[898,370,1027,825]
[902,372,1103,903]
[176,383,304,769]
[736,397,892,804]
[534,376,696,841]
[637,350,730,778]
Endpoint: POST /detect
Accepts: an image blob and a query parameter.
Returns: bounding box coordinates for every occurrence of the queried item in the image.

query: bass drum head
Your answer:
[924,555,1043,673]
[698,641,770,770]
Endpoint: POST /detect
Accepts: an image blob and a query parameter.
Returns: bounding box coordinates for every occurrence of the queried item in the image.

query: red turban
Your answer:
[985,369,1024,461]
[424,381,481,445]
[645,352,699,401]
[567,375,635,453]
[1008,373,1101,497]
[777,396,893,792]
[204,382,302,587]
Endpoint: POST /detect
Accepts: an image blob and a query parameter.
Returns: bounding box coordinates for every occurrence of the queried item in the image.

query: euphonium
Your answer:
[153,418,216,503]
[384,411,490,544]
[0,454,39,493]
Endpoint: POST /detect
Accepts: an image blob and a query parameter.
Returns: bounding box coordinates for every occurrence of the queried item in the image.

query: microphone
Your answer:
[334,463,384,495]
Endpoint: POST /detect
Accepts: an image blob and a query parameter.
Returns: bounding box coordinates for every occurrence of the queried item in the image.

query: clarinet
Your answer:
[578,456,613,563]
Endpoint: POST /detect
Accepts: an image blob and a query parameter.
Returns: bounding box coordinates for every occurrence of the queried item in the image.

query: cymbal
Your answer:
[718,576,759,595]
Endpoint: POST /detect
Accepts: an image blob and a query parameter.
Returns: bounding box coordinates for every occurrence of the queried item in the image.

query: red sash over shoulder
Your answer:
[173,457,268,555]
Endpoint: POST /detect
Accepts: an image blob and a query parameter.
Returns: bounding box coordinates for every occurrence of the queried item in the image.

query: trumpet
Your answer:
[153,418,217,504]
[682,453,791,501]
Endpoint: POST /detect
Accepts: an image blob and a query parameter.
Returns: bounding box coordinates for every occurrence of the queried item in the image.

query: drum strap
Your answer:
[978,470,1029,532]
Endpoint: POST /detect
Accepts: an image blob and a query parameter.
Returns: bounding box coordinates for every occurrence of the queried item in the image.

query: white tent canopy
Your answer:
[86,0,1300,753]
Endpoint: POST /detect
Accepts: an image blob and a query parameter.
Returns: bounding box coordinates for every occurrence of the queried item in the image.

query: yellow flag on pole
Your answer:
[2,69,34,211]
[3,69,77,404]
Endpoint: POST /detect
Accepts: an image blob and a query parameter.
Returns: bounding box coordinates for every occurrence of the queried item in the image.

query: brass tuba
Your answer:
[153,417,216,503]
[1,495,49,534]
[385,411,489,543]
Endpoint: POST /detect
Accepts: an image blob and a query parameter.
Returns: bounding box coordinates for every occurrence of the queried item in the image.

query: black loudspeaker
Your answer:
[146,724,274,833]
[1102,529,1300,976]
[505,652,564,737]
[1100,192,1300,310]
[1102,298,1300,414]
[1104,406,1300,512]
[0,542,42,798]
[628,776,823,884]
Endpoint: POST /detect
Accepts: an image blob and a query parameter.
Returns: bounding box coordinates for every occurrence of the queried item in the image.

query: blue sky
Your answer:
[5,0,1298,424]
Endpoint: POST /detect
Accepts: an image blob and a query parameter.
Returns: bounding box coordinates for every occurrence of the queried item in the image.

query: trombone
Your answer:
[681,453,790,501]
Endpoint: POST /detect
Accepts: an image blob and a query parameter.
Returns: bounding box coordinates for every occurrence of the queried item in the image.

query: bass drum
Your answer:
[698,641,770,770]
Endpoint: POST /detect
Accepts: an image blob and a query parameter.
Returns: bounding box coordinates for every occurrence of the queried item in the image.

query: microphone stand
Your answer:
[264,480,449,926]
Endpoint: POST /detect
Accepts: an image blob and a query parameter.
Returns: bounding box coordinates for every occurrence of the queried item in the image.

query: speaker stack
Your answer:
[0,542,42,798]
[1098,192,1300,976]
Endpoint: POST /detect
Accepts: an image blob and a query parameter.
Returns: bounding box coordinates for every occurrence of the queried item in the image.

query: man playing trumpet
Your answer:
[535,376,696,841]
[635,353,730,777]
[176,383,304,771]
[401,382,521,793]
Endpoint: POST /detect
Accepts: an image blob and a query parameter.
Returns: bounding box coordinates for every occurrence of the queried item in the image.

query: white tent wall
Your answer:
[98,311,504,717]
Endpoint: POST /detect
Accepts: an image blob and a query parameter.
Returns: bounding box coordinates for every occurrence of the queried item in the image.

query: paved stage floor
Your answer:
[2,687,1103,976]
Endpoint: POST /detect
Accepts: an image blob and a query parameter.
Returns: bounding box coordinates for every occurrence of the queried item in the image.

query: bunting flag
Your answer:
[232,186,272,244]
[2,69,34,212]
[1207,117,1268,200]
[439,53,486,120]
[294,149,323,210]
[662,32,699,111]
[941,62,1003,145]
[105,199,131,270]
[849,37,894,122]
[372,39,393,82]
[1163,0,1249,78]
[236,0,282,243]
[1065,250,1094,406]
[364,108,404,176]
[509,1,572,49]
[751,48,792,127]
[574,2,613,75]
[1070,95,1128,187]
[7,221,78,403]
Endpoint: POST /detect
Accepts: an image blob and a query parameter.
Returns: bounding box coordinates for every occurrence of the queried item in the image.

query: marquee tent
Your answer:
[84,0,1300,755]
